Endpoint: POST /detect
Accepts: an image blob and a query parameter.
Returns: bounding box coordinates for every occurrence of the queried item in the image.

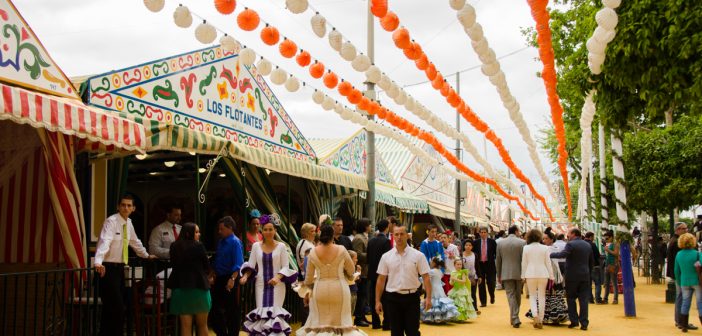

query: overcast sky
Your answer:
[15,0,563,218]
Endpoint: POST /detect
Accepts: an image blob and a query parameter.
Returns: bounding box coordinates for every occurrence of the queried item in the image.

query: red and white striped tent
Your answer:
[0,0,146,270]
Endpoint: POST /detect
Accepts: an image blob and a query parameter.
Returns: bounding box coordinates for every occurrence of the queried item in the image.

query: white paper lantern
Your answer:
[456,4,476,28]
[173,5,193,28]
[588,60,602,75]
[481,62,500,77]
[404,98,415,111]
[586,36,606,55]
[239,48,256,66]
[588,52,605,67]
[334,102,345,114]
[478,48,496,64]
[312,91,325,104]
[395,91,407,105]
[286,0,309,14]
[340,42,357,61]
[220,35,240,52]
[602,0,621,9]
[595,8,618,31]
[488,71,505,86]
[450,0,467,11]
[351,54,371,72]
[285,76,300,92]
[328,29,342,51]
[322,96,335,110]
[471,38,489,55]
[270,68,288,85]
[195,22,217,45]
[144,0,165,13]
[256,58,272,76]
[466,23,484,41]
[593,27,616,44]
[378,75,391,91]
[365,65,381,83]
[387,84,400,99]
[310,13,327,38]
[340,108,353,120]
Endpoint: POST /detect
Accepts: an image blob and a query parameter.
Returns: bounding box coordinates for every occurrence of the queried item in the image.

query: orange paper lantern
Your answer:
[377,107,388,119]
[338,81,353,96]
[260,25,280,45]
[348,90,363,104]
[323,71,339,89]
[380,11,399,32]
[309,61,325,79]
[415,54,428,70]
[215,0,236,15]
[370,0,388,18]
[358,97,371,111]
[403,42,422,60]
[279,38,297,58]
[440,82,451,97]
[296,50,311,67]
[431,74,444,90]
[237,8,260,31]
[392,28,411,49]
[425,64,437,81]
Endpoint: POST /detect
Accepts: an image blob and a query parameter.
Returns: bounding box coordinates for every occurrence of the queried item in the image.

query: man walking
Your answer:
[419,224,445,265]
[368,219,392,330]
[148,204,182,259]
[352,218,372,327]
[496,225,526,328]
[211,216,244,336]
[550,228,594,330]
[94,195,155,336]
[376,225,432,336]
[584,231,603,304]
[474,226,497,306]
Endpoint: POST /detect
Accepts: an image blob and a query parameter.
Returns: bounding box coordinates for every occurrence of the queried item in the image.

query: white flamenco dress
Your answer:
[421,268,459,323]
[241,242,297,336]
[295,246,367,336]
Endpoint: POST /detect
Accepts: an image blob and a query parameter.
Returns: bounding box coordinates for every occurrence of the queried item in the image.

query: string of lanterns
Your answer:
[142,0,540,219]
[276,0,542,216]
[371,0,552,220]
[577,0,621,220]
[525,0,571,221]
[449,0,561,219]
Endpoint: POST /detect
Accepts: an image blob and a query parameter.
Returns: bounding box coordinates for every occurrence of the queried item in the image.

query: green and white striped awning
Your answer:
[375,135,418,188]
[128,113,368,190]
[369,183,429,213]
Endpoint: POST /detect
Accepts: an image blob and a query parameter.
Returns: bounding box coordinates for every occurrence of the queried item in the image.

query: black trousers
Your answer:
[211,275,241,336]
[565,280,590,327]
[471,280,479,311]
[354,277,368,321]
[99,263,126,336]
[477,261,495,305]
[384,291,420,336]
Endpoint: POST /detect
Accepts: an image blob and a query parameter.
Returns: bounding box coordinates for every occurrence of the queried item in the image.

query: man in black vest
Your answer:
[367,219,392,330]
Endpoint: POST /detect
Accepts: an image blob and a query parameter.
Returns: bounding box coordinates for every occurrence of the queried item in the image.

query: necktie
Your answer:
[122,222,129,264]
[173,225,179,240]
[481,239,487,262]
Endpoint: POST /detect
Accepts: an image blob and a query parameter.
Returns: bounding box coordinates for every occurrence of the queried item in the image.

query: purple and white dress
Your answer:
[241,242,297,336]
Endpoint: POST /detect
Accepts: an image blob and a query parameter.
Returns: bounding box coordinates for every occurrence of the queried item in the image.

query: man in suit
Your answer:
[352,218,372,326]
[496,225,526,328]
[368,219,392,330]
[473,226,497,307]
[550,228,594,331]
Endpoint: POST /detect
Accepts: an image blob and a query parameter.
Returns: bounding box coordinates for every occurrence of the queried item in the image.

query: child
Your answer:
[421,257,459,323]
[348,250,362,324]
[448,258,478,321]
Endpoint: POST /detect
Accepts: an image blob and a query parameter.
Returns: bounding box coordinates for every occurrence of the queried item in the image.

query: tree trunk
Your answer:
[651,208,660,283]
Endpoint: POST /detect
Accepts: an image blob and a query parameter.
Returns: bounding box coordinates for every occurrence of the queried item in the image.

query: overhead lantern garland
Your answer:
[526,0,572,220]
[448,1,561,219]
[374,6,554,220]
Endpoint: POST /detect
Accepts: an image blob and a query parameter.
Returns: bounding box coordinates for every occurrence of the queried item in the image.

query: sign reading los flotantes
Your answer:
[0,0,78,99]
[86,44,316,162]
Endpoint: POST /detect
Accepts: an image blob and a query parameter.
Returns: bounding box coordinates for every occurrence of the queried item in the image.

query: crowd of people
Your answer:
[95,194,636,336]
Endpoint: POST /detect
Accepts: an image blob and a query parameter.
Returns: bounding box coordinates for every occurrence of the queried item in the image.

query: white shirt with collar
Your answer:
[377,246,430,293]
[95,213,149,265]
[444,243,459,274]
[149,221,182,259]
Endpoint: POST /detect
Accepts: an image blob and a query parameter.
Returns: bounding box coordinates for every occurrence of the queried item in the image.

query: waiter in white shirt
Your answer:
[375,225,432,336]
[94,195,155,336]
[148,205,182,259]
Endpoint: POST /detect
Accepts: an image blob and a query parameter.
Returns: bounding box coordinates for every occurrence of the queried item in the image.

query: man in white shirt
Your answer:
[148,205,182,259]
[94,195,154,336]
[375,225,432,336]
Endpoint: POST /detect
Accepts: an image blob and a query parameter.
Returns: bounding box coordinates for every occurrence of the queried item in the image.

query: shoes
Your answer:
[689,324,699,330]
[476,310,482,315]
[581,325,588,330]
[596,299,605,304]
[681,314,689,333]
[536,322,543,329]
[568,323,580,329]
[612,299,618,304]
[382,326,391,331]
[512,322,521,328]
[491,298,495,304]
[354,320,370,327]
[371,325,381,330]
[589,299,595,304]
[480,304,487,307]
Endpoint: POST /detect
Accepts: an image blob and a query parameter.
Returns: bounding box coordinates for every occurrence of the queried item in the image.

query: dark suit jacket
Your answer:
[167,240,210,290]
[367,232,391,281]
[667,234,680,279]
[587,240,601,267]
[335,235,353,251]
[550,237,594,282]
[472,237,497,276]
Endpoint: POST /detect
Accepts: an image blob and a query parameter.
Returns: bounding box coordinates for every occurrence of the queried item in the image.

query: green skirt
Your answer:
[169,288,211,315]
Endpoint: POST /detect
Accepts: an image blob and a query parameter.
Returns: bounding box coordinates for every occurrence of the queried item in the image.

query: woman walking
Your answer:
[603,230,620,304]
[167,222,211,336]
[675,233,702,332]
[521,229,554,329]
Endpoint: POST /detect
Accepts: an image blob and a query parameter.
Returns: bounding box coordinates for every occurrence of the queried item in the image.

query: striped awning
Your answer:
[427,201,475,224]
[125,114,368,190]
[375,135,418,187]
[0,83,146,152]
[375,183,429,213]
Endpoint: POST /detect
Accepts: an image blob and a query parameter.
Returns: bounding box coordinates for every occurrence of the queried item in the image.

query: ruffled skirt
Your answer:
[525,288,569,324]
[243,306,292,336]
[295,325,368,336]
[448,286,477,320]
[421,296,459,323]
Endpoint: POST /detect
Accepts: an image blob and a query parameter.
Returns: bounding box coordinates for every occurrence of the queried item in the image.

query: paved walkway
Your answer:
[352,271,672,336]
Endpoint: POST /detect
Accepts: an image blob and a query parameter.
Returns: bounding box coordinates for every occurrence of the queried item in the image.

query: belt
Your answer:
[102,262,126,267]
[392,289,417,294]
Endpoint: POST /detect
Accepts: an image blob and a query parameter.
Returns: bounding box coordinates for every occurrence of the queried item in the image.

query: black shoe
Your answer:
[581,325,588,330]
[513,323,521,328]
[480,304,487,307]
[491,298,495,304]
[382,326,391,331]
[589,299,595,304]
[568,323,580,329]
[688,324,699,330]
[372,325,381,330]
[355,320,370,327]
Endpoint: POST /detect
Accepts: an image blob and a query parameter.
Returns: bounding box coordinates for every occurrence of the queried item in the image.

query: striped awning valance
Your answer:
[369,184,429,213]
